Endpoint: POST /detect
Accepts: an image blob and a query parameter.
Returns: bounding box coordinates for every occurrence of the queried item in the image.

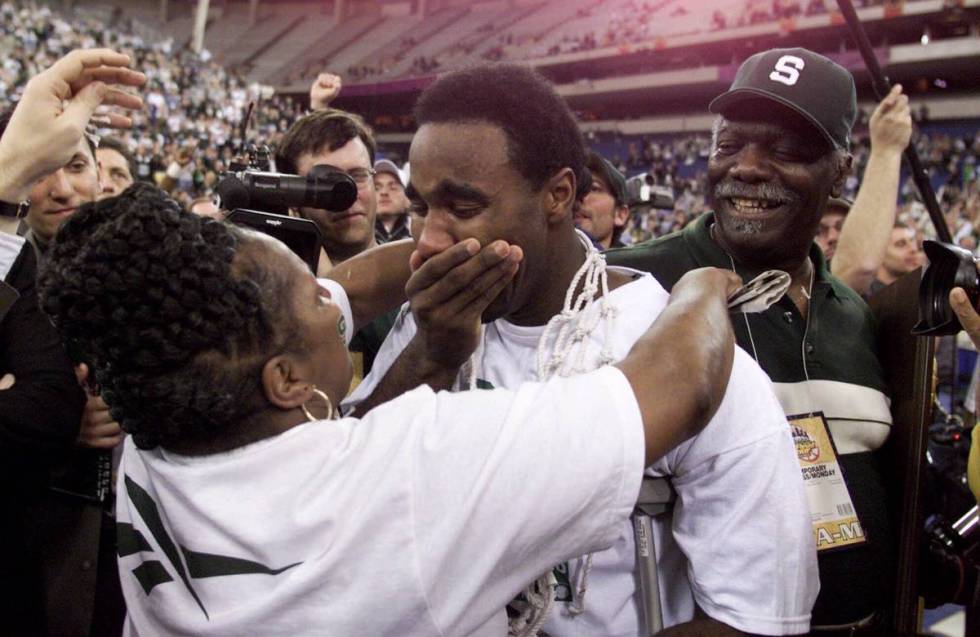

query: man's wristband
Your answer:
[0,198,27,218]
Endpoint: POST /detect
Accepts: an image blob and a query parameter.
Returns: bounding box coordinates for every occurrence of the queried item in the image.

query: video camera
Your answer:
[216,143,358,273]
[912,241,980,336]
[625,173,675,211]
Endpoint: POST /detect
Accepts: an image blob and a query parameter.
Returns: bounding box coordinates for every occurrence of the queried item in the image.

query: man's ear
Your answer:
[831,152,853,198]
[544,167,576,226]
[614,205,630,228]
[261,354,314,411]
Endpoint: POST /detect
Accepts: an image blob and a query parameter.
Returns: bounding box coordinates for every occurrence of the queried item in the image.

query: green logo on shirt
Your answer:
[119,476,302,618]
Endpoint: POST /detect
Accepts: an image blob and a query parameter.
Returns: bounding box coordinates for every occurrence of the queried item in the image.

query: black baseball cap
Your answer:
[709,48,857,151]
[586,152,628,207]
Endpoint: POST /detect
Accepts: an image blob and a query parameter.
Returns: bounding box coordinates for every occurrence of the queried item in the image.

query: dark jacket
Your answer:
[1,241,85,632]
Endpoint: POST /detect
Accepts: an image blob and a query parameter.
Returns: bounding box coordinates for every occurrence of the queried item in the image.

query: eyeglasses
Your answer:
[347,168,377,187]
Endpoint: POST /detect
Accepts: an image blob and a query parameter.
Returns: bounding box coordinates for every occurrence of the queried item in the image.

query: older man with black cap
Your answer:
[576,151,630,250]
[374,158,411,244]
[610,47,896,635]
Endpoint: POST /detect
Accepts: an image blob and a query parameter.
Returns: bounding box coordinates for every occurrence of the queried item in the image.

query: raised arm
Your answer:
[0,48,145,202]
[832,85,912,295]
[615,267,741,465]
[309,73,343,111]
[325,239,414,332]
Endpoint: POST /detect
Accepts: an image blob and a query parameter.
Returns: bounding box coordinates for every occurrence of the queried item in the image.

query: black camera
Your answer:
[216,145,358,216]
[912,240,980,336]
[625,173,675,211]
[216,144,358,274]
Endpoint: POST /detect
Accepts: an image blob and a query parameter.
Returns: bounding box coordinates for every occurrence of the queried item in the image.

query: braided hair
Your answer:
[39,183,305,451]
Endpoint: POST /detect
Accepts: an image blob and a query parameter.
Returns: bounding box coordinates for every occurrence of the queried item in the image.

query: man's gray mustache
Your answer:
[713,181,798,204]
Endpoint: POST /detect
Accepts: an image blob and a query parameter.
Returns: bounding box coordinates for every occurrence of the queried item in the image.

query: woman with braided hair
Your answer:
[37,182,741,636]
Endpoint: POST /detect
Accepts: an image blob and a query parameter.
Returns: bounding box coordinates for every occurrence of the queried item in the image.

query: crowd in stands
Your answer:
[1,1,305,210]
[3,0,978,255]
[306,0,898,82]
[602,125,980,251]
[483,0,889,64]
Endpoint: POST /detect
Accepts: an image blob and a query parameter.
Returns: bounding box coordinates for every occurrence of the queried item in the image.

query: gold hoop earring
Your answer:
[301,387,336,422]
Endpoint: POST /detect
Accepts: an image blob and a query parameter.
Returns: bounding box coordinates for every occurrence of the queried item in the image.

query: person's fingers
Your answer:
[950,288,980,344]
[85,408,116,427]
[451,247,523,316]
[74,363,89,386]
[61,81,108,133]
[722,271,743,297]
[52,49,132,80]
[410,241,512,306]
[98,86,144,110]
[73,66,146,93]
[90,112,134,129]
[87,395,109,411]
[881,84,903,107]
[405,239,481,296]
[81,420,122,439]
[81,433,124,450]
[409,249,424,273]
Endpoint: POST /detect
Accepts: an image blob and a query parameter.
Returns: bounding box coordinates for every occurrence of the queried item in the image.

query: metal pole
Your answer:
[835,0,952,244]
[191,0,210,54]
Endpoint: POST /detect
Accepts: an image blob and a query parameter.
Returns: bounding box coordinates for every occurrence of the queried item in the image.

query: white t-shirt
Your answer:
[116,277,644,636]
[346,268,818,636]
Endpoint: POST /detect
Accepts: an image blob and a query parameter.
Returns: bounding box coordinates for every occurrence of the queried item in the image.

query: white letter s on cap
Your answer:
[769,55,805,86]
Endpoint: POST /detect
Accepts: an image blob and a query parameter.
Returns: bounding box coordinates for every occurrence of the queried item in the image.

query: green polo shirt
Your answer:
[608,212,896,627]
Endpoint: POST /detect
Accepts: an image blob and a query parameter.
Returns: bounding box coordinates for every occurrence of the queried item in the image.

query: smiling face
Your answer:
[26,139,100,242]
[408,121,552,323]
[295,137,378,262]
[707,102,847,270]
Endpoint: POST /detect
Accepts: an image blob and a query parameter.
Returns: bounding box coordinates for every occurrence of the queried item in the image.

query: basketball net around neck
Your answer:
[457,230,615,637]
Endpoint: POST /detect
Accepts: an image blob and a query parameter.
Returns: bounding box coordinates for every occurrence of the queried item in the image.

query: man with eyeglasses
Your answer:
[276,108,381,273]
[277,108,398,379]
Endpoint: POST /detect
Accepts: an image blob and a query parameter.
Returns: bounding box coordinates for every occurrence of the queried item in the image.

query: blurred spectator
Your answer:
[815,197,851,262]
[576,151,630,250]
[869,222,923,295]
[95,136,135,199]
[372,158,410,244]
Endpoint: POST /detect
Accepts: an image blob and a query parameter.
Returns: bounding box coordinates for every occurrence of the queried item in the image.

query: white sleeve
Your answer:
[664,350,818,635]
[341,304,417,412]
[359,366,645,637]
[316,278,354,346]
